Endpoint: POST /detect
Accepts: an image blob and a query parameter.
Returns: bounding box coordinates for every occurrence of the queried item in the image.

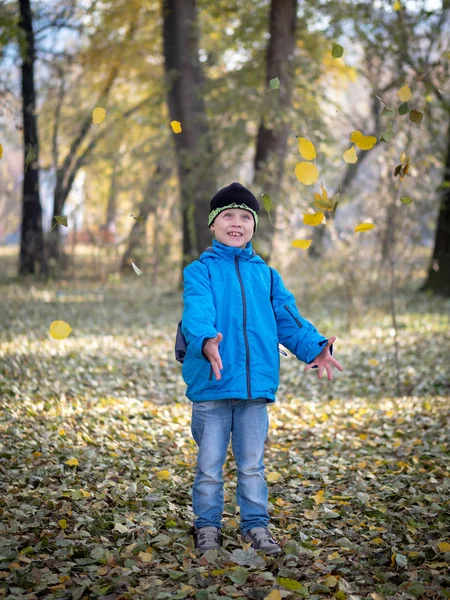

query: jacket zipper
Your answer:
[209,365,213,381]
[284,304,303,328]
[235,256,252,399]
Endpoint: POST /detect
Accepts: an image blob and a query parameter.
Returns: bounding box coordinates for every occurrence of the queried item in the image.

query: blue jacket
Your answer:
[181,239,329,403]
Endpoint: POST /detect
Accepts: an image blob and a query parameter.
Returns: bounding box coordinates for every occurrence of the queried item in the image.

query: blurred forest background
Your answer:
[1,1,450,598]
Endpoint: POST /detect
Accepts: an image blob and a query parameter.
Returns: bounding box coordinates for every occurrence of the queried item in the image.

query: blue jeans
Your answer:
[191,399,270,535]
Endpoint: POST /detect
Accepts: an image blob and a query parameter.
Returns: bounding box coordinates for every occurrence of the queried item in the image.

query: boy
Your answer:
[181,182,342,554]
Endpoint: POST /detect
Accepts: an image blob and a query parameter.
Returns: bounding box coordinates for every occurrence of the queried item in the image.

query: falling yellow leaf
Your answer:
[304,509,319,520]
[354,223,375,232]
[393,0,402,10]
[303,211,324,226]
[368,359,379,366]
[0,143,3,160]
[265,591,282,600]
[312,490,326,504]
[298,137,316,160]
[343,145,358,163]
[155,470,170,481]
[49,320,72,340]
[58,519,68,529]
[170,120,182,133]
[350,130,377,150]
[267,471,282,482]
[92,107,106,124]
[397,84,412,102]
[65,457,79,467]
[292,239,312,249]
[437,541,450,552]
[295,162,319,185]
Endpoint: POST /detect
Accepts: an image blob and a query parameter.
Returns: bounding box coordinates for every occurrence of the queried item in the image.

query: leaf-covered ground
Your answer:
[0,275,449,600]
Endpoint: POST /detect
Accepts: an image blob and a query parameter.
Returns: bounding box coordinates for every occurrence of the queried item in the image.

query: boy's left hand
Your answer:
[304,336,343,380]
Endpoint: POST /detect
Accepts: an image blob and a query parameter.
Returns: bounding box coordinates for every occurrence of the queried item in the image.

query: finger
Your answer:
[331,358,343,371]
[327,336,337,347]
[216,332,223,343]
[304,363,314,372]
[212,361,221,380]
[326,364,333,381]
[318,364,324,379]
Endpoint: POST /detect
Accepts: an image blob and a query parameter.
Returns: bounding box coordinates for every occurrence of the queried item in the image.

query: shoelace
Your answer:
[198,530,219,544]
[250,528,277,544]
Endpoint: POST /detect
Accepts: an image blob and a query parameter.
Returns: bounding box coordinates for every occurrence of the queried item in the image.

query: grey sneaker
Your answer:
[243,527,282,555]
[194,526,221,551]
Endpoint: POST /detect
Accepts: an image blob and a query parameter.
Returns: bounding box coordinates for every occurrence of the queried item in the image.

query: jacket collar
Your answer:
[204,238,255,261]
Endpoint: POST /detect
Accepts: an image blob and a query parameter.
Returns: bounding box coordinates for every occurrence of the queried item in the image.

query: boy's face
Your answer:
[209,208,254,248]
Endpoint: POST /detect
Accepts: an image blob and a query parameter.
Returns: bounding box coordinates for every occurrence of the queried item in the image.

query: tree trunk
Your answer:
[121,164,171,272]
[421,114,450,297]
[162,0,217,269]
[18,0,46,276]
[253,0,298,262]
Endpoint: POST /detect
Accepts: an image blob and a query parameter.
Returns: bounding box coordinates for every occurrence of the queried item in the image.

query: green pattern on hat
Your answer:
[208,203,259,230]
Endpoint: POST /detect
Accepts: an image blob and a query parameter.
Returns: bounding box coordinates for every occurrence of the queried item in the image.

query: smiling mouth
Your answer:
[228,232,243,237]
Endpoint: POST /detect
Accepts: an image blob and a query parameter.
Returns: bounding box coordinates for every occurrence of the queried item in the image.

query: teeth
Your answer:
[229,233,242,236]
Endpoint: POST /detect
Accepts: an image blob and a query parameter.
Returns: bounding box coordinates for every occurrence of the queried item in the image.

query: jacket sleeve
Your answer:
[271,267,330,364]
[181,261,218,361]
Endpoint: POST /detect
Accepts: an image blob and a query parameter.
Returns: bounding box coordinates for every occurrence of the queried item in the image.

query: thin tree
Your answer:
[18,0,46,276]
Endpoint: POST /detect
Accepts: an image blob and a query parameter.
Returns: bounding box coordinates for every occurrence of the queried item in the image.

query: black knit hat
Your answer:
[208,182,259,232]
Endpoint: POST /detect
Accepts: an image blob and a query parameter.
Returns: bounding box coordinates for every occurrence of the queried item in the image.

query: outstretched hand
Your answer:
[203,333,223,380]
[304,336,343,381]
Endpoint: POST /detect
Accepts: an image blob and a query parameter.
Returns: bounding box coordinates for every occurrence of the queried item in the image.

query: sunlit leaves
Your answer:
[437,541,450,552]
[267,471,282,482]
[155,470,170,480]
[131,262,143,276]
[65,457,79,467]
[170,120,182,133]
[92,107,106,124]
[303,211,324,226]
[295,162,319,185]
[331,43,344,58]
[269,77,280,89]
[298,137,316,160]
[343,145,357,164]
[409,109,423,125]
[0,143,3,160]
[350,130,377,150]
[292,239,312,249]
[59,519,68,529]
[354,223,375,232]
[49,320,72,340]
[24,144,37,173]
[397,84,412,102]
[394,0,402,10]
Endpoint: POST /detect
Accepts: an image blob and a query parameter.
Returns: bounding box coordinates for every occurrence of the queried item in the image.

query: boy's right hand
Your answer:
[203,333,223,380]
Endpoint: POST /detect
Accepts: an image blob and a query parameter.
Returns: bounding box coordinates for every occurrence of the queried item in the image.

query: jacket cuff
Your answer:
[309,338,332,368]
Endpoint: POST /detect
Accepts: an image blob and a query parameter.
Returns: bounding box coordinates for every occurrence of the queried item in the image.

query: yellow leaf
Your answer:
[324,575,338,588]
[275,498,285,506]
[114,523,128,533]
[327,551,340,560]
[80,489,91,497]
[357,461,367,468]
[368,359,379,366]
[393,0,402,10]
[59,519,68,529]
[264,591,282,600]
[0,143,3,160]
[65,457,79,467]
[304,509,319,520]
[303,212,324,226]
[298,137,316,160]
[155,470,170,481]
[267,471,282,482]
[343,145,358,164]
[370,537,384,545]
[426,562,447,569]
[437,541,450,552]
[32,451,42,457]
[295,162,319,185]
[312,490,326,504]
[92,107,106,124]
[397,84,412,102]
[49,320,72,340]
[292,239,312,249]
[350,130,377,150]
[138,551,153,563]
[170,120,182,133]
[354,223,375,232]
[59,429,66,435]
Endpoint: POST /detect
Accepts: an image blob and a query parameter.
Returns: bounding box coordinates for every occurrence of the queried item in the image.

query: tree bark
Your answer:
[162,0,217,269]
[18,0,46,276]
[421,113,450,297]
[252,0,298,262]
